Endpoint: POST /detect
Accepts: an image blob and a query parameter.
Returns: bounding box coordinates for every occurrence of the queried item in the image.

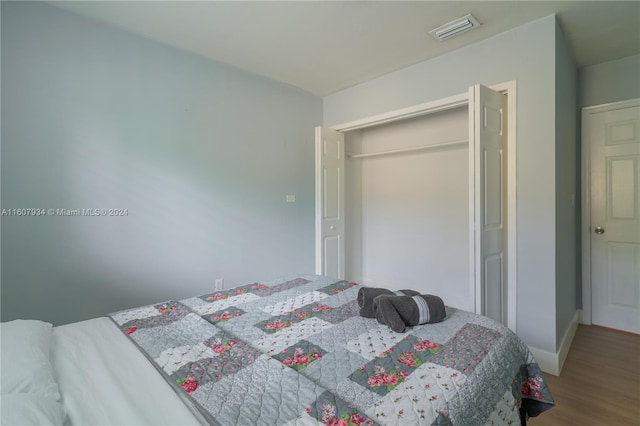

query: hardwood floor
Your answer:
[529,325,640,426]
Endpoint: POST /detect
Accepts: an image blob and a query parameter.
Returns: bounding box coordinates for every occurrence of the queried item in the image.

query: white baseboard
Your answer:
[528,309,581,376]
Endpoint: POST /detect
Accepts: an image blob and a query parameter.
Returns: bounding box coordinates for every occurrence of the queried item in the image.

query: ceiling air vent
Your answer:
[429,14,481,41]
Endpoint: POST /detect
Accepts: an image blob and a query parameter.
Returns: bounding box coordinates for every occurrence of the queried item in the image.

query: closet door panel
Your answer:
[315,127,345,279]
[483,149,503,228]
[471,84,506,325]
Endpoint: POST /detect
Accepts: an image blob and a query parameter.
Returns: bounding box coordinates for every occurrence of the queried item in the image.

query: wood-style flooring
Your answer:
[529,325,640,426]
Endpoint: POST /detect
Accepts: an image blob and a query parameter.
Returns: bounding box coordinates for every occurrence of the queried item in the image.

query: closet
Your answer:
[315,83,516,329]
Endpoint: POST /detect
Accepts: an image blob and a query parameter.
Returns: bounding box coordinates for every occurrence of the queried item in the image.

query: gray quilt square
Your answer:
[429,323,502,376]
[302,349,369,387]
[196,354,326,426]
[129,313,219,358]
[170,334,262,389]
[314,300,359,324]
[252,277,311,297]
[334,378,380,413]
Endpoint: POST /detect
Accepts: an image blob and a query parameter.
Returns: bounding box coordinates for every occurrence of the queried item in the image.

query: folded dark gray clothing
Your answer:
[373,294,446,333]
[357,287,420,318]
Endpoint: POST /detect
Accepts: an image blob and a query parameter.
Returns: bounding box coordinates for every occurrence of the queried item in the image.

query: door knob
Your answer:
[594,226,605,235]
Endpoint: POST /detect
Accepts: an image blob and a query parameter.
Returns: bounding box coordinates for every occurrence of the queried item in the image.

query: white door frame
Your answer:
[324,81,518,333]
[580,98,640,325]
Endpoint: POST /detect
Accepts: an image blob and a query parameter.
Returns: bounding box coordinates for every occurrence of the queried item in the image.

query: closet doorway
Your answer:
[315,83,517,331]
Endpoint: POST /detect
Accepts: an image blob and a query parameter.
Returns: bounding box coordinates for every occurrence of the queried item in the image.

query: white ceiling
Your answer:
[51,1,640,96]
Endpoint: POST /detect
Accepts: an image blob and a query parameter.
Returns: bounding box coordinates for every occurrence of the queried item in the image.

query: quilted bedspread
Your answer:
[109,275,554,425]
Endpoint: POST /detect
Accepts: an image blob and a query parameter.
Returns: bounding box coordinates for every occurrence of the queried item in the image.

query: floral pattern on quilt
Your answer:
[191,293,261,316]
[349,336,442,396]
[316,280,359,295]
[170,333,261,389]
[274,340,327,371]
[114,301,190,335]
[109,275,554,425]
[199,278,312,303]
[427,323,502,376]
[202,306,245,324]
[254,317,334,355]
[307,390,378,426]
[155,341,218,375]
[255,301,359,334]
[368,362,466,425]
[511,362,554,417]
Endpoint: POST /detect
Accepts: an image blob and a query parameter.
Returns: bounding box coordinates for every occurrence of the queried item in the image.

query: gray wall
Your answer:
[324,16,561,353]
[1,2,322,325]
[579,54,640,107]
[554,19,578,348]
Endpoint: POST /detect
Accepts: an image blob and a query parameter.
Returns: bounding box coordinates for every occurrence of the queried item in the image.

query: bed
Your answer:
[1,275,553,425]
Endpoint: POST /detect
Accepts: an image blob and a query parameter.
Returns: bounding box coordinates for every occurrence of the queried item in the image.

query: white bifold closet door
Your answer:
[470,84,507,324]
[315,127,345,279]
[316,84,506,322]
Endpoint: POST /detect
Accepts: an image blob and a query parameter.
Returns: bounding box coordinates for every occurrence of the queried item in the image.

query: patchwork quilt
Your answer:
[110,275,554,425]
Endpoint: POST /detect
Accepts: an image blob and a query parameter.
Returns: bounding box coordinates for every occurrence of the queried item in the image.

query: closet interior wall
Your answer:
[344,106,473,311]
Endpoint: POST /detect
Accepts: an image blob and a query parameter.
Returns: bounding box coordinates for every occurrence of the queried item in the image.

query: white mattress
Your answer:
[50,317,205,425]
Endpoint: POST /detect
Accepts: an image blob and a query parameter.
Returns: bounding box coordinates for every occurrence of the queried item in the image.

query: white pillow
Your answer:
[1,320,61,400]
[0,393,66,425]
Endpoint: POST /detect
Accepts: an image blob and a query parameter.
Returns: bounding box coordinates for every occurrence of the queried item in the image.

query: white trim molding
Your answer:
[529,309,581,376]
[504,81,518,333]
[330,92,468,133]
[581,98,640,326]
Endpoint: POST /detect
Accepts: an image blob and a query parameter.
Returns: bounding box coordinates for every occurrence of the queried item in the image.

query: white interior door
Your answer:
[470,84,506,324]
[315,126,345,279]
[590,103,640,334]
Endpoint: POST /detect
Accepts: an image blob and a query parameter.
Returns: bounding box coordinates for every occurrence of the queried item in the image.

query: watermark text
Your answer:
[1,208,129,217]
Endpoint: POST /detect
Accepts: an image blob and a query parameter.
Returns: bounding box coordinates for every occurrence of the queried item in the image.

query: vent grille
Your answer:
[429,14,481,41]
